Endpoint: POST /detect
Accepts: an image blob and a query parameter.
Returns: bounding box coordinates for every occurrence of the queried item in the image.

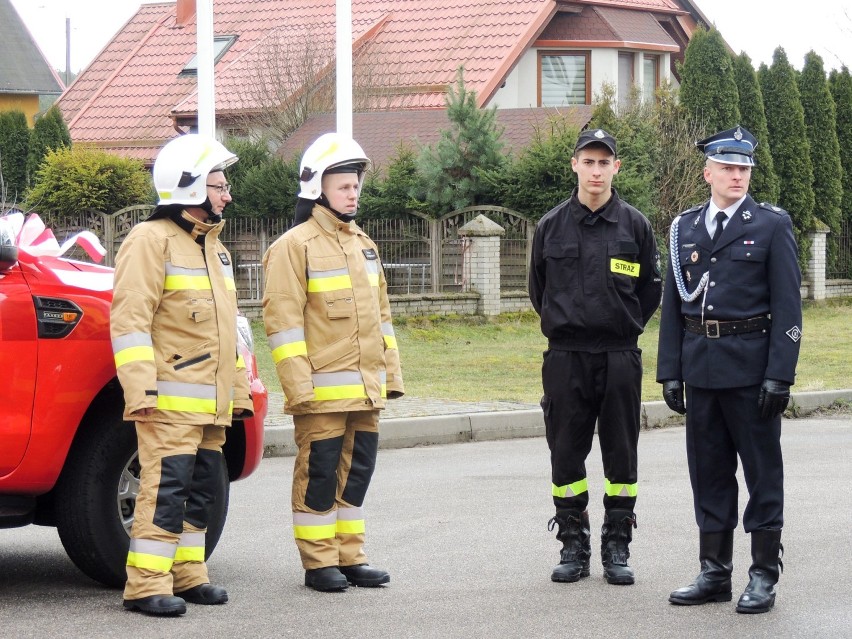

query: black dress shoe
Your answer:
[174,583,229,605]
[123,595,187,616]
[305,566,349,592]
[339,564,390,587]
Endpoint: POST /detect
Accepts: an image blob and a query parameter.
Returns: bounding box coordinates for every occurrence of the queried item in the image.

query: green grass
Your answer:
[252,299,852,403]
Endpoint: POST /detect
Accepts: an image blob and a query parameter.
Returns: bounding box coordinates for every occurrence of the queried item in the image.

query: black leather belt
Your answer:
[683,316,770,338]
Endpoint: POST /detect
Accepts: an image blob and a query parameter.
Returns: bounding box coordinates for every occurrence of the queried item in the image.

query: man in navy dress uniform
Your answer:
[657,126,802,614]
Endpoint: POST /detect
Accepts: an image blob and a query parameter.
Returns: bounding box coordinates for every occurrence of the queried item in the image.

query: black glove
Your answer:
[758,378,790,420]
[662,380,686,415]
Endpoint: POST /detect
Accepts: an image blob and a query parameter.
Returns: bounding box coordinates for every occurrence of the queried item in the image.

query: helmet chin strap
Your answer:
[317,194,355,222]
[199,197,222,223]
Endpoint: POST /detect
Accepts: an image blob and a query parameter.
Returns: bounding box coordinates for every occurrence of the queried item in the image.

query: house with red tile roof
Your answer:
[0,0,64,125]
[56,0,716,167]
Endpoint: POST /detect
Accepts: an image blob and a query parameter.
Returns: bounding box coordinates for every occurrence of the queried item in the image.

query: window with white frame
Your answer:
[618,53,634,109]
[539,51,589,106]
[642,55,659,103]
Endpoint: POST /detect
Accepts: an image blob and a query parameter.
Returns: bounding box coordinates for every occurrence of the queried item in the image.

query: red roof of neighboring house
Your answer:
[56,0,708,165]
[279,106,596,169]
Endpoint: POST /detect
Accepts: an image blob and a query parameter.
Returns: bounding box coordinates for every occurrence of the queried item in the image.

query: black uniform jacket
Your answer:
[656,195,802,389]
[529,188,662,352]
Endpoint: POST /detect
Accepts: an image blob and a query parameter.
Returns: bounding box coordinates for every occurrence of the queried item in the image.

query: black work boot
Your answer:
[175,583,229,605]
[305,566,349,592]
[339,564,390,587]
[123,594,187,616]
[548,510,591,583]
[669,531,734,605]
[736,529,783,614]
[601,509,637,585]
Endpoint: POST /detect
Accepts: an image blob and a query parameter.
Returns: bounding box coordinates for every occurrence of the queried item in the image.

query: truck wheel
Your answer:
[54,407,229,588]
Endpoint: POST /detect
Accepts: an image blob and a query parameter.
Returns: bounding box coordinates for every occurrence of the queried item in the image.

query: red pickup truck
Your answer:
[0,213,267,588]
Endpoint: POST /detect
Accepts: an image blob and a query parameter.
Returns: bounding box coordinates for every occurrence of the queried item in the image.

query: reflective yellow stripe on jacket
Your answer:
[156,381,233,415]
[381,322,398,350]
[311,371,387,402]
[307,266,351,293]
[112,332,155,368]
[268,328,307,364]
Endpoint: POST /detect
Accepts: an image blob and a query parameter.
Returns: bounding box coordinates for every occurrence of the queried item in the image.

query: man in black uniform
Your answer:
[529,129,662,586]
[657,126,802,614]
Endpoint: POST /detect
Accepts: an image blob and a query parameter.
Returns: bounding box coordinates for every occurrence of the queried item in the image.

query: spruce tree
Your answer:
[678,27,740,134]
[799,51,843,271]
[0,110,30,205]
[759,49,815,268]
[732,53,779,204]
[829,67,852,228]
[412,67,506,214]
[26,106,72,188]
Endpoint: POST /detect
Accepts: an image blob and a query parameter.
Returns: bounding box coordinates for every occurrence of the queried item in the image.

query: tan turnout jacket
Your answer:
[111,213,253,426]
[262,205,403,415]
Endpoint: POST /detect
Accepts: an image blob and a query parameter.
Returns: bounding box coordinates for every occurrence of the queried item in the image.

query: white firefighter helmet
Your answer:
[153,134,238,206]
[298,132,370,200]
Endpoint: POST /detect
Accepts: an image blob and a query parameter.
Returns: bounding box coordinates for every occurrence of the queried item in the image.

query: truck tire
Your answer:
[54,405,229,588]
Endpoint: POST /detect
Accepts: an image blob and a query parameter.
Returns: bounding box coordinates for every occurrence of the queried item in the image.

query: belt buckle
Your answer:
[705,320,720,338]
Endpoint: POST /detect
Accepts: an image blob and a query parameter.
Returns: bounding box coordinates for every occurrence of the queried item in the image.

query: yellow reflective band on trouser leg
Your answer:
[126,539,177,572]
[336,506,367,566]
[174,531,206,562]
[293,511,338,540]
[552,478,589,498]
[605,479,638,498]
[172,527,210,592]
[293,511,339,569]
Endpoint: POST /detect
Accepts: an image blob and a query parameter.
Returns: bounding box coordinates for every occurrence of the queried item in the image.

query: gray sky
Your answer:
[9,0,852,78]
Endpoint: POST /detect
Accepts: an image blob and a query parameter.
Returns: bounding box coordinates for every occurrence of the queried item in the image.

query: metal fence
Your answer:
[828,218,852,279]
[22,205,536,300]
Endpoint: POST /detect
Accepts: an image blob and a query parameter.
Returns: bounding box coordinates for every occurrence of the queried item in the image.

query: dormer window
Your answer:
[180,35,237,75]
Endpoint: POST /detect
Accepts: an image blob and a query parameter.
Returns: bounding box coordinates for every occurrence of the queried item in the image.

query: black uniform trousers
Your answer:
[542,348,641,512]
[685,384,783,533]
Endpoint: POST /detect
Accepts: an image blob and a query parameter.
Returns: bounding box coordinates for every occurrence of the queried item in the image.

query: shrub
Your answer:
[0,110,30,204]
[26,146,152,215]
[26,106,71,188]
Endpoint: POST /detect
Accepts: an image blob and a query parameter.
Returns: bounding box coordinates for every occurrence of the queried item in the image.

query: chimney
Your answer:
[176,0,197,27]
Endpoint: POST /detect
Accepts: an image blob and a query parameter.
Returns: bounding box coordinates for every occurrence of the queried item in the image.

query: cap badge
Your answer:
[734,127,743,141]
[595,129,605,139]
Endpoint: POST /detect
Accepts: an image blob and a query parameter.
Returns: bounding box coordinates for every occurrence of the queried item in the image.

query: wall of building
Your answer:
[0,94,40,126]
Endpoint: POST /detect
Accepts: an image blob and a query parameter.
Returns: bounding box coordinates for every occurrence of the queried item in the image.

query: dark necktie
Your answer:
[712,211,726,246]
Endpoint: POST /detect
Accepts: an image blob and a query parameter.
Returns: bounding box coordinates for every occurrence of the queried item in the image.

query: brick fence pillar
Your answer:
[459,215,505,316]
[805,227,829,301]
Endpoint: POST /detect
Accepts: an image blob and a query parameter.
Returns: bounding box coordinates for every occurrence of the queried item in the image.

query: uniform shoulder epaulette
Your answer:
[679,203,703,218]
[759,202,788,216]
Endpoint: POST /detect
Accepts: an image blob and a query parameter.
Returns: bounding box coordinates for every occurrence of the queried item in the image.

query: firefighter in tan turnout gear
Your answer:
[111,134,253,616]
[263,133,404,592]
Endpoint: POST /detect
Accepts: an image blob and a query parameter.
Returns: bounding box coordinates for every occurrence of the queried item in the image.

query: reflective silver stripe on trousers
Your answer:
[129,538,177,558]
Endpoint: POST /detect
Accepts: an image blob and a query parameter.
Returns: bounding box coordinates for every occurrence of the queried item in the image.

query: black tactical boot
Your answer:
[601,509,636,585]
[548,510,591,583]
[736,529,783,614]
[305,566,349,592]
[339,564,390,587]
[175,583,229,604]
[669,531,734,605]
[123,594,186,616]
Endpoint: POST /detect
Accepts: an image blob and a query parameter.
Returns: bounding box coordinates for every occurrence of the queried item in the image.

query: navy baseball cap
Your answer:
[696,126,757,166]
[574,128,617,156]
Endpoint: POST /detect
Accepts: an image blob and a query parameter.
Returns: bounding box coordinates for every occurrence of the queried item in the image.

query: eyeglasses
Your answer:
[206,183,232,194]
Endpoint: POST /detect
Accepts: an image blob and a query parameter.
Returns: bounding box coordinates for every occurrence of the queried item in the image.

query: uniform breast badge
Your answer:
[690,251,699,263]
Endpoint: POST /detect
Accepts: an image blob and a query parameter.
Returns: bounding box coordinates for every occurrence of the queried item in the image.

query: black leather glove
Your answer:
[662,380,686,415]
[758,378,790,419]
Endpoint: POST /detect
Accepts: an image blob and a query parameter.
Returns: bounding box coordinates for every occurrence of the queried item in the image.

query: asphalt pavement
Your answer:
[0,408,849,638]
